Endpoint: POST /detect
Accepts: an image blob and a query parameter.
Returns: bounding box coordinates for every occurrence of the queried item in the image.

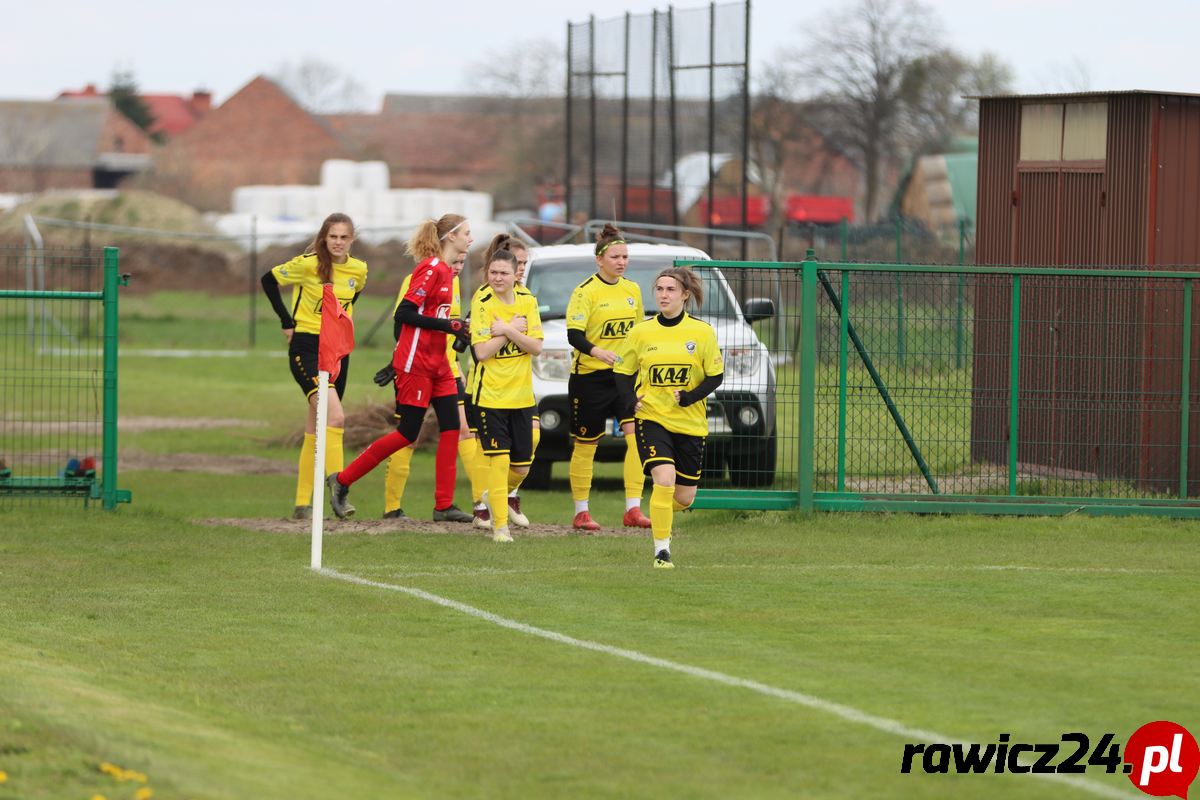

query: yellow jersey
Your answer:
[396,272,462,378]
[566,274,644,374]
[615,313,723,437]
[270,254,368,335]
[470,287,543,408]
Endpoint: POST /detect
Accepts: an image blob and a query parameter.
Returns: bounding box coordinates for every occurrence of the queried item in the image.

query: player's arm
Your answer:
[613,330,640,414]
[677,332,724,407]
[493,303,543,356]
[565,288,602,357]
[471,306,509,361]
[260,271,295,330]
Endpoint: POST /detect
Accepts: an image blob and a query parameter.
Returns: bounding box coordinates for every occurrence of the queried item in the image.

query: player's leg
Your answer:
[329,372,428,519]
[505,407,535,529]
[479,407,514,541]
[568,372,604,531]
[458,385,490,526]
[429,382,471,522]
[290,334,320,518]
[620,417,651,528]
[636,419,679,569]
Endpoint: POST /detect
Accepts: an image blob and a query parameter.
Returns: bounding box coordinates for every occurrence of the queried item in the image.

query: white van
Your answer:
[520,242,777,488]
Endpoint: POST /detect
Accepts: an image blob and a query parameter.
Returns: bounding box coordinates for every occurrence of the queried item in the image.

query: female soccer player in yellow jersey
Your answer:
[259,212,366,519]
[565,223,651,531]
[469,249,543,542]
[463,233,537,529]
[380,251,475,520]
[615,267,723,568]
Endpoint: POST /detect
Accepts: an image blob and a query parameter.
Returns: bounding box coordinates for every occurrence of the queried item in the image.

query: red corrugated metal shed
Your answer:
[972,91,1200,495]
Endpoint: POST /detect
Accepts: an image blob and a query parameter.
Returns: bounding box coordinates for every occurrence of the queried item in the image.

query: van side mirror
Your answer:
[742,297,775,323]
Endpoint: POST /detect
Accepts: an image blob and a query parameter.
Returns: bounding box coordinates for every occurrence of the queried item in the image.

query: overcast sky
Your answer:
[8,0,1200,106]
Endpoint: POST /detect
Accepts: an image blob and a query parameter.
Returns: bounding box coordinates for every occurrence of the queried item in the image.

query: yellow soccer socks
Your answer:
[326,426,345,476]
[650,483,674,553]
[488,453,511,530]
[384,445,413,514]
[468,438,490,506]
[295,432,316,507]
[569,441,597,506]
[623,435,645,504]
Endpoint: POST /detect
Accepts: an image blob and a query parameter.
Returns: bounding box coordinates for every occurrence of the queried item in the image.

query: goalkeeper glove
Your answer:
[449,319,471,352]
[373,363,396,387]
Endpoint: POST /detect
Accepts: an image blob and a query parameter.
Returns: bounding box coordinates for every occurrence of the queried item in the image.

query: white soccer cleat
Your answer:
[507,495,530,528]
[492,526,513,543]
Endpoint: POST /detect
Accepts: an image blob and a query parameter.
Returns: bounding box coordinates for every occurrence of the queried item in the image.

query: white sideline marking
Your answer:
[365,563,1167,579]
[317,567,1137,799]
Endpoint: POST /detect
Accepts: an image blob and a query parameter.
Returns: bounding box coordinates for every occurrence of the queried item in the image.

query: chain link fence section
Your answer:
[0,245,130,508]
[567,2,751,256]
[691,258,1200,517]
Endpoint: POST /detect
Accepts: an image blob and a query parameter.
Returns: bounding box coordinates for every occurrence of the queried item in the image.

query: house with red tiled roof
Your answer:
[0,98,153,192]
[322,94,561,201]
[58,84,212,139]
[146,76,352,210]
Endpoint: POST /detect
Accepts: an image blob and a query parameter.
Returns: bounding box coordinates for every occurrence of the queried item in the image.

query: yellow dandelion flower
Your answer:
[0,769,7,783]
[99,762,120,776]
[91,795,107,800]
[128,770,148,783]
[134,787,153,800]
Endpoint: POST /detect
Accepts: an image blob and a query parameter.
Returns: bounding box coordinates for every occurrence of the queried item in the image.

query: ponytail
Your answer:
[594,222,625,257]
[406,213,467,262]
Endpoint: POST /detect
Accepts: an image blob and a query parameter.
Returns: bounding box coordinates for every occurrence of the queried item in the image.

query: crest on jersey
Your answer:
[571,313,584,321]
[627,297,635,306]
[685,341,696,353]
[279,268,289,276]
[348,278,356,288]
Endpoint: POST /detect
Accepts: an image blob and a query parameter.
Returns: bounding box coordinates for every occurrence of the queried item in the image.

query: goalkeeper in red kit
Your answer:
[326,214,475,522]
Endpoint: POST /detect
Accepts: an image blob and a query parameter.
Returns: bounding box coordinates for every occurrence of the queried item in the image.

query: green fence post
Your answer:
[102,247,121,510]
[1008,275,1021,496]
[894,218,905,367]
[1180,279,1193,498]
[837,270,849,491]
[799,250,818,512]
[956,218,966,368]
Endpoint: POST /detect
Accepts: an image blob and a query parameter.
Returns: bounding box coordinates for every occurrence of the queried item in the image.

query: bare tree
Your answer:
[465,39,566,210]
[901,49,1015,152]
[272,58,371,113]
[466,38,565,98]
[793,0,940,221]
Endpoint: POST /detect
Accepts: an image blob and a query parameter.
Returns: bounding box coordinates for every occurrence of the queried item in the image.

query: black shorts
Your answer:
[289,332,349,400]
[634,418,705,486]
[569,369,633,442]
[477,406,536,465]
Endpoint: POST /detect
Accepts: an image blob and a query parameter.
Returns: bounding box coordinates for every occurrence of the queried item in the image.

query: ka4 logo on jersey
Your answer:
[649,364,691,386]
[497,340,524,358]
[600,318,635,338]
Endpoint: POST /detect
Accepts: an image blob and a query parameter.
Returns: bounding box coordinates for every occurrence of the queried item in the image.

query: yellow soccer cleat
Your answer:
[653,550,675,569]
[493,526,514,543]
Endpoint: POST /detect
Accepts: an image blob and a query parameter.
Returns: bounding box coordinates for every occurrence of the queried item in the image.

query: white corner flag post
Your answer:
[310,370,331,570]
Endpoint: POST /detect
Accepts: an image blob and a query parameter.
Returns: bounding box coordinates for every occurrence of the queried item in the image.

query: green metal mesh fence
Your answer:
[691,257,1200,517]
[0,246,129,508]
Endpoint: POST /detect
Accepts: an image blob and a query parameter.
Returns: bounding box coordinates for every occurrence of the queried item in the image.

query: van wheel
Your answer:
[523,458,553,490]
[727,431,777,488]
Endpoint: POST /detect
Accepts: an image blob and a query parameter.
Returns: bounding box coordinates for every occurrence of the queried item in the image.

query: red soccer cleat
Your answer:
[622,507,653,528]
[572,510,602,532]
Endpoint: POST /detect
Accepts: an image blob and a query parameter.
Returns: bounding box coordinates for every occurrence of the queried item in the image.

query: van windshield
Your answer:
[526,257,733,321]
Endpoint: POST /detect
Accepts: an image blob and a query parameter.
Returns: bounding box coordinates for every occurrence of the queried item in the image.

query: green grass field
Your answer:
[1,291,1198,799]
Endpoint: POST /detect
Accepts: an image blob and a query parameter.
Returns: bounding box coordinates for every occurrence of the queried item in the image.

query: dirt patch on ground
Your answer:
[122,451,292,474]
[199,517,645,538]
[1,416,265,434]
